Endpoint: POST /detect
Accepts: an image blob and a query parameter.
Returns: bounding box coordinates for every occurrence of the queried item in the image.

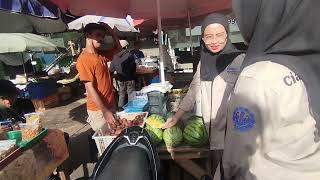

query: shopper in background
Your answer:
[223,0,320,180]
[110,40,137,109]
[76,23,119,132]
[163,13,245,178]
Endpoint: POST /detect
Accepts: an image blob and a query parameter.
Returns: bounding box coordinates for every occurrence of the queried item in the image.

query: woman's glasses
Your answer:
[203,32,227,44]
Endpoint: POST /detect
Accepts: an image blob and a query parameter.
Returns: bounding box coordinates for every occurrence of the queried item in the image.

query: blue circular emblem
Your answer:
[232,107,255,131]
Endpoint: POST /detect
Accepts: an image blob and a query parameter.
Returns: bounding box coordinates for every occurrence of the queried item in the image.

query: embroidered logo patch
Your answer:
[226,67,239,74]
[232,107,255,131]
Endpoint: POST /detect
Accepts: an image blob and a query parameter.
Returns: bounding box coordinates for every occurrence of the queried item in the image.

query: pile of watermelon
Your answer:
[145,113,209,148]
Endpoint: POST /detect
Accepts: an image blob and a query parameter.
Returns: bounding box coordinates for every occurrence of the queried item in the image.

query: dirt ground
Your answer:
[44,97,96,180]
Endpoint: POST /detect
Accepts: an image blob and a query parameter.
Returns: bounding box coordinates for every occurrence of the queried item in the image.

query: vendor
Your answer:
[163,13,245,177]
[76,23,119,132]
[0,80,25,123]
[131,41,145,61]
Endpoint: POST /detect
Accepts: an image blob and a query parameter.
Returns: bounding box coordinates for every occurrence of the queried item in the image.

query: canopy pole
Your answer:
[188,10,194,56]
[156,0,165,84]
[21,53,27,82]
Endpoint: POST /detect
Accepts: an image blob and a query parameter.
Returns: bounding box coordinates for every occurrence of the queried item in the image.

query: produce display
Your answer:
[183,117,209,147]
[163,126,183,147]
[145,114,165,128]
[20,123,41,141]
[144,114,209,148]
[145,124,163,145]
[109,112,147,136]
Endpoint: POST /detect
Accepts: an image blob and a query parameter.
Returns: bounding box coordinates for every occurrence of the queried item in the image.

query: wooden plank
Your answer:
[0,148,22,170]
[175,159,208,180]
[157,145,210,153]
[169,160,181,180]
[158,152,209,160]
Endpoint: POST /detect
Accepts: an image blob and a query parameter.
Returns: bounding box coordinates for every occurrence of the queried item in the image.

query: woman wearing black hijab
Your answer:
[223,0,320,180]
[163,13,244,176]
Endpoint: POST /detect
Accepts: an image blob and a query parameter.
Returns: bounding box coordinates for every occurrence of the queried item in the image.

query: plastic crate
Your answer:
[92,132,117,156]
[147,91,167,106]
[148,103,167,116]
[123,98,148,112]
[92,112,148,155]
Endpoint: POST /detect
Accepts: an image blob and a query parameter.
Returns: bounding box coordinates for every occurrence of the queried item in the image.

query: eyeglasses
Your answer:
[203,33,227,44]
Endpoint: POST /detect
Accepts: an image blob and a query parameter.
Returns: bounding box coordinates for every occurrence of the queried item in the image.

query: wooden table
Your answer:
[157,145,211,180]
[0,129,69,180]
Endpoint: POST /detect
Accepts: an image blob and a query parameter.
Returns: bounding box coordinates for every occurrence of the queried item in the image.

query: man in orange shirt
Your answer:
[76,23,121,131]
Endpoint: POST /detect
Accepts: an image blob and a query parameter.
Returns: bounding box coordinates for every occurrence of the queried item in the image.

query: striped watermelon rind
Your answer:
[163,126,183,147]
[183,118,209,147]
[145,124,163,145]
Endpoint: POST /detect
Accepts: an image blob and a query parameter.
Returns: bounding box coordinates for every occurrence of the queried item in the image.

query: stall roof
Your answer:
[50,0,232,28]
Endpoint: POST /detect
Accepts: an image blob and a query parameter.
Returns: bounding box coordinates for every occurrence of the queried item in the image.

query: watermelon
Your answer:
[145,114,165,128]
[183,118,209,147]
[145,125,163,145]
[163,126,183,147]
[186,116,203,125]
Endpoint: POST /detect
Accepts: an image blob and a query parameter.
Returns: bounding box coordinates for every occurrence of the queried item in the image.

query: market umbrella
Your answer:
[0,33,66,80]
[51,0,231,20]
[0,33,65,53]
[0,53,30,66]
[51,0,232,83]
[68,15,139,32]
[0,0,66,33]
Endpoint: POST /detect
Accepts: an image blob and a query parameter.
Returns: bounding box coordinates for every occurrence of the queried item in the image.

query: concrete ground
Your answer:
[43,97,96,180]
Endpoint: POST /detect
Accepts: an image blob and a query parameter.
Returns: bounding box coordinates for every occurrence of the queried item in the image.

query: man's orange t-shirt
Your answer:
[76,51,115,111]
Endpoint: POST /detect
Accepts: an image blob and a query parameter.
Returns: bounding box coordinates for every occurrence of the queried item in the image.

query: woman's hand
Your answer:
[163,115,179,129]
[163,109,186,129]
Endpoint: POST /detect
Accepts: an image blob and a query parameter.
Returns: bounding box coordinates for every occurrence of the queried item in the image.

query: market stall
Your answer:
[0,33,71,112]
[0,113,69,180]
[92,83,211,179]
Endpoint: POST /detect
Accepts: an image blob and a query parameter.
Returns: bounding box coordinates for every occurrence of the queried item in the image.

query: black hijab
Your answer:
[233,0,320,126]
[200,13,242,81]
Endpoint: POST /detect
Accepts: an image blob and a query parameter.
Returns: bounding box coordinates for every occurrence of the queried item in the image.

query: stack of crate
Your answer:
[147,91,168,116]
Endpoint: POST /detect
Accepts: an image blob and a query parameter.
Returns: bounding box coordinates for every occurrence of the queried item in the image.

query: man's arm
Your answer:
[84,82,118,125]
[100,22,122,51]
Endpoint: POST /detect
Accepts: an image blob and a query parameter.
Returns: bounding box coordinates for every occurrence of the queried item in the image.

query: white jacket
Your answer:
[179,54,245,150]
[223,61,320,180]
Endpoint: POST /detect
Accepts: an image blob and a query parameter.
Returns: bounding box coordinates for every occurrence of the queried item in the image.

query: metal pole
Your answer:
[188,10,194,56]
[21,53,27,82]
[156,0,165,84]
